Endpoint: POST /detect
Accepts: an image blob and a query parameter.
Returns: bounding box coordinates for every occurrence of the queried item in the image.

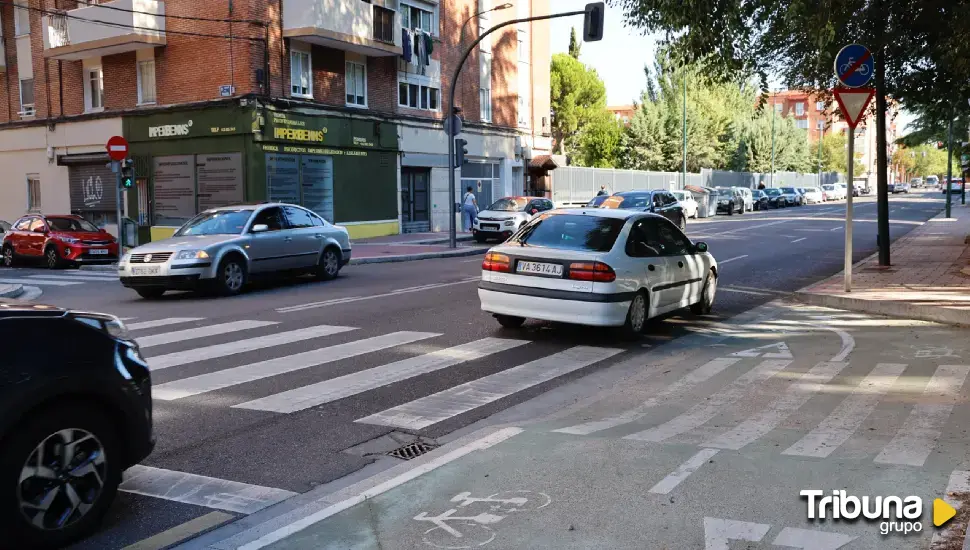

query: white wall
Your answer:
[283,0,401,48]
[43,0,165,49]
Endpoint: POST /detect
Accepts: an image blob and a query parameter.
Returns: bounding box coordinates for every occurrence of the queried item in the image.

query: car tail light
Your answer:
[568,262,616,282]
[482,252,511,272]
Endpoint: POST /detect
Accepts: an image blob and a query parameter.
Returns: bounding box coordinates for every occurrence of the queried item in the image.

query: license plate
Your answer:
[482,224,499,231]
[131,266,161,276]
[516,261,563,277]
[89,249,109,255]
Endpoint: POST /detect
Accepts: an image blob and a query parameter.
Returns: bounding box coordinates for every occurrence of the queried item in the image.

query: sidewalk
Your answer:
[0,283,23,299]
[795,203,970,325]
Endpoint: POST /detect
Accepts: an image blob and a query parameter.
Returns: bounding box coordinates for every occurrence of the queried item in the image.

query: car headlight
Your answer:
[73,314,131,341]
[120,252,131,264]
[504,220,514,226]
[60,237,79,244]
[719,200,729,205]
[175,249,210,260]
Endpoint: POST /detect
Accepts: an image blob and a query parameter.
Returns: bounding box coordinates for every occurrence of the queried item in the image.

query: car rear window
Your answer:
[513,214,625,252]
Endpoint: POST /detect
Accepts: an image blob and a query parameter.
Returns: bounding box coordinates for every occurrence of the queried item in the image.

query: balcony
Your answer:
[43,0,166,61]
[284,0,402,57]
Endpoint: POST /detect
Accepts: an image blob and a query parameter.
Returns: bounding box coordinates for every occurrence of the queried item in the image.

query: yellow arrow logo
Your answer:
[934,498,957,527]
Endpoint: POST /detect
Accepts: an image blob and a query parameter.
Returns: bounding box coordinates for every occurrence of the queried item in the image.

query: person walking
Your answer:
[461,186,478,232]
[758,180,766,190]
[596,185,609,196]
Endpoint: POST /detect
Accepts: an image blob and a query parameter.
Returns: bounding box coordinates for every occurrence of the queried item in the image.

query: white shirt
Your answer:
[463,192,476,206]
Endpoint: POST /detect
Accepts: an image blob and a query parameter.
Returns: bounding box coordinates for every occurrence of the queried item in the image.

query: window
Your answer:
[290,49,312,98]
[345,61,366,107]
[28,218,46,232]
[283,206,315,228]
[137,60,156,104]
[512,214,624,252]
[795,102,805,116]
[26,176,41,212]
[14,1,29,35]
[401,2,434,34]
[13,217,32,231]
[774,103,783,113]
[796,119,809,129]
[627,218,689,258]
[517,29,528,62]
[816,101,825,111]
[85,67,104,111]
[817,120,826,130]
[518,94,529,126]
[398,81,439,111]
[480,87,491,122]
[251,207,285,231]
[372,5,394,43]
[18,78,34,116]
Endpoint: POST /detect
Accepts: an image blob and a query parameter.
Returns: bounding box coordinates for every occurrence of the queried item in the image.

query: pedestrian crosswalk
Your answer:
[0,270,118,287]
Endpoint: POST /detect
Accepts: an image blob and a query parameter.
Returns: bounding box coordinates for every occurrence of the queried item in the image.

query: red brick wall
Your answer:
[103,51,137,110]
[310,44,345,105]
[0,4,18,122]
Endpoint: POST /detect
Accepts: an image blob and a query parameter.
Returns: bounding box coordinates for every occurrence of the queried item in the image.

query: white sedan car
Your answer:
[671,190,699,218]
[478,209,718,335]
[800,187,825,204]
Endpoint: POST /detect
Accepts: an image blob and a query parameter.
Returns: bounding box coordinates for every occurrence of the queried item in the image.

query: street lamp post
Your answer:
[458,3,513,102]
[770,101,776,187]
[817,123,823,188]
[682,73,687,189]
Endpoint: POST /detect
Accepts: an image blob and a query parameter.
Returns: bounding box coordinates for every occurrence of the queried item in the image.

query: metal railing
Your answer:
[47,13,70,48]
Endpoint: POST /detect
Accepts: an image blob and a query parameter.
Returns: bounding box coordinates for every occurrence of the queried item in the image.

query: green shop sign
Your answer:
[259,109,398,150]
[125,106,255,142]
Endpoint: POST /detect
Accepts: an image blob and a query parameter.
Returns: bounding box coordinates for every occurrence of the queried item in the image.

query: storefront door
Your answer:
[401,168,430,233]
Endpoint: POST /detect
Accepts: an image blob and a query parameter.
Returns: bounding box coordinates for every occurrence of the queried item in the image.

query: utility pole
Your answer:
[817,124,823,188]
[946,115,953,218]
[682,73,687,189]
[874,46,890,266]
[770,100,776,188]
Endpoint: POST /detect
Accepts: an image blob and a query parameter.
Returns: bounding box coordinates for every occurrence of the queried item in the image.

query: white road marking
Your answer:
[137,320,278,349]
[119,465,296,515]
[0,277,81,286]
[648,448,720,494]
[731,342,792,359]
[625,360,791,443]
[794,228,832,232]
[26,273,119,282]
[719,287,770,296]
[874,364,970,466]
[147,325,356,371]
[703,517,770,550]
[554,357,742,435]
[234,338,530,413]
[154,332,440,400]
[356,345,623,430]
[830,226,843,231]
[772,527,856,549]
[127,317,204,331]
[703,219,794,238]
[276,278,480,313]
[716,255,748,265]
[782,363,908,458]
[702,361,851,450]
[790,237,807,243]
[724,285,790,296]
[931,470,970,546]
[236,427,524,550]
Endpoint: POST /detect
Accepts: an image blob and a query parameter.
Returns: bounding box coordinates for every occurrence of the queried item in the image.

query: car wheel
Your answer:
[727,202,735,216]
[495,314,525,329]
[690,270,717,315]
[1,244,15,267]
[621,292,648,338]
[44,246,63,270]
[678,215,687,232]
[474,235,487,244]
[135,287,166,299]
[316,247,341,281]
[216,255,247,296]
[0,404,121,550]
[738,203,745,215]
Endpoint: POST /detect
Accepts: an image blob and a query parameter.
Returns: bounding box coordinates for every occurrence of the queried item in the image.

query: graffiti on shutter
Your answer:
[69,164,117,212]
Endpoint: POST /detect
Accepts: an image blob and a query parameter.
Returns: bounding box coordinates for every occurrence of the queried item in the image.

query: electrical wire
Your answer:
[70,0,267,26]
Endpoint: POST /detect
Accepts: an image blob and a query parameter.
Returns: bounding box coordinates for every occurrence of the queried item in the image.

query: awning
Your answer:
[529,154,560,170]
[57,152,111,166]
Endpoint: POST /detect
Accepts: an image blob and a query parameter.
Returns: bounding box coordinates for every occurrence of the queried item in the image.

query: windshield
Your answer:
[752,191,764,198]
[601,193,651,209]
[716,189,733,197]
[485,197,530,212]
[47,217,100,232]
[585,195,608,207]
[823,185,835,190]
[175,209,254,237]
[764,189,782,196]
[781,187,796,193]
[512,213,625,252]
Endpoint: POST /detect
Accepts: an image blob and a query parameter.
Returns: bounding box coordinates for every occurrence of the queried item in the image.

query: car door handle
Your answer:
[314,234,325,239]
[648,264,656,271]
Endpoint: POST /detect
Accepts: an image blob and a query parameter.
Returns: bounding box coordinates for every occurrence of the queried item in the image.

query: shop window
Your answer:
[18,78,34,117]
[346,61,366,107]
[290,48,312,98]
[398,81,439,111]
[137,60,156,104]
[26,175,41,212]
[85,67,104,112]
[14,1,29,35]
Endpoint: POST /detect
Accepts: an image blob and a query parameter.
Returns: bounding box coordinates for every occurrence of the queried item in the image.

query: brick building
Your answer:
[607,104,635,126]
[0,0,552,240]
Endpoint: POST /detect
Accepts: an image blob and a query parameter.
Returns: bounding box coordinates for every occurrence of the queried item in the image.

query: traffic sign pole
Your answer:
[845,132,854,292]
[833,87,874,293]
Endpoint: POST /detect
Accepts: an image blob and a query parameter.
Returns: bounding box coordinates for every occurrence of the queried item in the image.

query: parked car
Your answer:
[780,187,803,206]
[671,190,699,219]
[800,187,825,204]
[600,190,688,231]
[474,196,554,243]
[119,203,351,299]
[910,177,923,188]
[732,187,755,212]
[713,187,744,215]
[0,220,9,238]
[0,301,153,549]
[926,175,940,188]
[478,209,717,335]
[751,189,770,211]
[943,178,965,194]
[2,214,119,269]
[890,182,910,194]
[762,188,786,208]
[821,183,846,201]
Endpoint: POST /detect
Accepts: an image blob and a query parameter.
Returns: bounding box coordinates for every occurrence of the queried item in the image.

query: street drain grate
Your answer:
[387,441,437,460]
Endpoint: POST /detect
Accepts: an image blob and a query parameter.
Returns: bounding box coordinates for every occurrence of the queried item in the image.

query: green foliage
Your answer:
[574,110,623,168]
[568,27,581,59]
[550,53,617,166]
[892,144,958,178]
[820,132,866,175]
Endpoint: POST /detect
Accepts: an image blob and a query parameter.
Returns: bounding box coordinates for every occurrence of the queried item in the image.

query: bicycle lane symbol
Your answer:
[414,490,552,549]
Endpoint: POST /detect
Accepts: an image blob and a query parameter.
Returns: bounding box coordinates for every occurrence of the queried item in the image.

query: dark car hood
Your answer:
[0,300,66,317]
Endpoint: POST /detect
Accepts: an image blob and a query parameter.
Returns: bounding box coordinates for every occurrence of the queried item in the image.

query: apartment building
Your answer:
[0,0,552,240]
[607,104,635,126]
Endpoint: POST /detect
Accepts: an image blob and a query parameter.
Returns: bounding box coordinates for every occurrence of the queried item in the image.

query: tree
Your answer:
[550,53,607,156]
[892,144,957,179]
[568,27,581,59]
[821,132,865,175]
[574,110,623,168]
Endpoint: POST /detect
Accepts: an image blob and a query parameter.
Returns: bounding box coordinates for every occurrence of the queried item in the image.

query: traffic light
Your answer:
[937,141,945,150]
[120,160,134,189]
[583,2,605,42]
[454,138,468,168]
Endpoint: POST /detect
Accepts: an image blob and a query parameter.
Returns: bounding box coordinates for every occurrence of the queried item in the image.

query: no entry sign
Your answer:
[105,135,129,161]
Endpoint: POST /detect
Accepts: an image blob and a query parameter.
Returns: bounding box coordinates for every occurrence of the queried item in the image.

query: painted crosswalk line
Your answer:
[153,331,440,400]
[234,338,530,413]
[356,345,624,430]
[26,273,119,282]
[127,317,204,331]
[0,277,80,286]
[137,320,278,348]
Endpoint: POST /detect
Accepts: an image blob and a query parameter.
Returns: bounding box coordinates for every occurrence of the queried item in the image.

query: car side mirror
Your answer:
[33,227,47,234]
[100,228,108,233]
[694,241,709,253]
[530,209,538,215]
[251,224,269,233]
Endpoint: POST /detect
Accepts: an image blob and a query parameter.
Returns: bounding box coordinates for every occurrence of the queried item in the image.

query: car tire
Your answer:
[215,254,248,296]
[1,244,14,267]
[621,291,648,339]
[495,314,525,329]
[678,215,687,232]
[0,403,121,550]
[727,202,734,216]
[44,246,63,270]
[690,270,717,315]
[135,287,166,299]
[474,235,487,244]
[315,247,341,281]
[738,203,745,215]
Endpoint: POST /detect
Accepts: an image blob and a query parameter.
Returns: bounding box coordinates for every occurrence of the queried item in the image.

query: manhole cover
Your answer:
[387,441,438,460]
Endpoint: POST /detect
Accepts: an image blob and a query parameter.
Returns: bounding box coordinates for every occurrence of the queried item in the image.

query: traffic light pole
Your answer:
[946,117,953,219]
[113,160,123,248]
[446,8,588,248]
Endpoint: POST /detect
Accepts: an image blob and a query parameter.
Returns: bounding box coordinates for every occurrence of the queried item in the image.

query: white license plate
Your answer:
[131,266,161,276]
[516,261,563,277]
[89,249,109,255]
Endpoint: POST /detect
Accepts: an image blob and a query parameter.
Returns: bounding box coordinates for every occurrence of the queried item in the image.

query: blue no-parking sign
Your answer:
[834,44,874,88]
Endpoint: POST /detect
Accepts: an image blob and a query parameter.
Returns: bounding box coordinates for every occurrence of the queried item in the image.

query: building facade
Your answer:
[0,0,552,240]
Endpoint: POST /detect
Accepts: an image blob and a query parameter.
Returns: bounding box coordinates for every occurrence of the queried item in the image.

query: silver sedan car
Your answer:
[119,203,351,299]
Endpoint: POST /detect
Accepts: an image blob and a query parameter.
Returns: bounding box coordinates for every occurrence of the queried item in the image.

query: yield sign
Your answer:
[730,342,792,359]
[833,88,875,129]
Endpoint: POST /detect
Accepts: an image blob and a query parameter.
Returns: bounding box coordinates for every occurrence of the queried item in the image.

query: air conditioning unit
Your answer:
[514,135,525,155]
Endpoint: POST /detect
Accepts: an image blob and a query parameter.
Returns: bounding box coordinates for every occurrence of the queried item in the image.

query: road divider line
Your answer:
[701,361,851,450]
[122,511,235,550]
[356,345,624,430]
[648,448,720,495]
[137,320,278,348]
[874,364,970,466]
[153,331,440,400]
[719,288,771,296]
[147,325,357,371]
[829,226,843,231]
[233,338,531,413]
[724,285,789,296]
[127,317,204,331]
[0,277,81,286]
[554,357,742,435]
[717,255,748,265]
[790,237,807,243]
[119,465,296,515]
[782,363,908,458]
[276,278,480,313]
[625,360,792,443]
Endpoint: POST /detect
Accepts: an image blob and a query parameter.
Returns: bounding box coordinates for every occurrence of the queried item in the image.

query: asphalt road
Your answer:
[2,190,945,549]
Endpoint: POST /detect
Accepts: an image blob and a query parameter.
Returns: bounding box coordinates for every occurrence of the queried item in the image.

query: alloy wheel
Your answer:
[323,250,339,277]
[630,294,646,332]
[46,249,58,269]
[17,428,107,531]
[705,272,717,305]
[223,262,244,291]
[3,247,12,267]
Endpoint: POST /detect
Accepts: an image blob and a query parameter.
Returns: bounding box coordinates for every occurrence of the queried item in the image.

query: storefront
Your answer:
[123,103,400,241]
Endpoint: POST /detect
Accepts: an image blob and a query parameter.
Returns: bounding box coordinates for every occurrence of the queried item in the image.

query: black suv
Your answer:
[600,189,688,231]
[0,301,153,549]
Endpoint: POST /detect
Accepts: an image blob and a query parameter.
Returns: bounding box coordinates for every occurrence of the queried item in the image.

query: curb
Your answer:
[349,247,486,265]
[79,264,118,272]
[0,284,24,299]
[369,235,475,246]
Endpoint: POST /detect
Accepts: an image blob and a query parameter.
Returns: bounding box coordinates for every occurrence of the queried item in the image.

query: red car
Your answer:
[2,214,119,269]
